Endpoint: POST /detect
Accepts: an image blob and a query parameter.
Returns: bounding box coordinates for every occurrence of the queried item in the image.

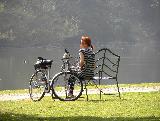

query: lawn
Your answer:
[0,83,160,121]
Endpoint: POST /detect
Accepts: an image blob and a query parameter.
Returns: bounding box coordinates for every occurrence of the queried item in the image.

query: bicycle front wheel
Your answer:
[51,72,83,101]
[29,70,46,101]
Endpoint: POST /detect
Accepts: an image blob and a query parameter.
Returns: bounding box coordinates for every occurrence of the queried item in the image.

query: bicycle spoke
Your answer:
[52,72,83,101]
[29,71,46,101]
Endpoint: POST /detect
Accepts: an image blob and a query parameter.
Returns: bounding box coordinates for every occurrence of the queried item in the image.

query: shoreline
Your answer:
[0,86,159,101]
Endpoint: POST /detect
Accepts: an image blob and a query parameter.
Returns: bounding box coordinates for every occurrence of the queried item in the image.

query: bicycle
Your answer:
[29,49,83,101]
[29,57,53,101]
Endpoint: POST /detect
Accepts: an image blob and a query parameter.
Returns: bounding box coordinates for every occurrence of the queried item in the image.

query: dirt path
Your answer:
[0,86,159,101]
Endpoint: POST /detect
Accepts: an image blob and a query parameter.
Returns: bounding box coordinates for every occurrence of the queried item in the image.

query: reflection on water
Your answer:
[0,46,159,90]
[0,47,65,90]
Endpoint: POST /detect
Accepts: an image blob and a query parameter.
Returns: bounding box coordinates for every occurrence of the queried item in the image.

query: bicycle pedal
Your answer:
[44,89,50,93]
[44,86,50,93]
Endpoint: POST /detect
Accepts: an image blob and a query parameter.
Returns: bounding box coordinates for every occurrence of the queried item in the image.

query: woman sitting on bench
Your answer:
[68,35,95,97]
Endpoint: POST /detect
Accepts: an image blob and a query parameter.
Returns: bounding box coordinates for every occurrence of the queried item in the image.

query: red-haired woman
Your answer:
[68,35,95,97]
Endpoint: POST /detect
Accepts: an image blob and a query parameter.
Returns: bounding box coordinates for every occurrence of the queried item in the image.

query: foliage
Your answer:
[0,3,4,13]
[0,0,159,48]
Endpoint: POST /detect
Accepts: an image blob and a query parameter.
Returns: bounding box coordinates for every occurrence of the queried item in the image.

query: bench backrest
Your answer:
[94,48,120,83]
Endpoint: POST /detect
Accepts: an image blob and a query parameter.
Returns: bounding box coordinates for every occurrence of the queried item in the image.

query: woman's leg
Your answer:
[68,71,84,96]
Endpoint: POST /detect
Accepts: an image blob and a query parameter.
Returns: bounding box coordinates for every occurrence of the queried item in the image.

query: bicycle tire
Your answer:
[29,70,46,101]
[51,71,83,101]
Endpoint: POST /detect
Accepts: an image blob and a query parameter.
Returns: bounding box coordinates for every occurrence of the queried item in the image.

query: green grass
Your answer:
[0,89,28,95]
[0,82,159,95]
[0,92,160,121]
[0,83,160,121]
[82,82,160,90]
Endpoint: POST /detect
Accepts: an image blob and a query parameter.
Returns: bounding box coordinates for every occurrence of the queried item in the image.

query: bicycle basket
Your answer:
[34,57,53,70]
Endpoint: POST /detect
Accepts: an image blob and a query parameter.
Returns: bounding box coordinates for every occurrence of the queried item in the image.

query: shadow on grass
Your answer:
[0,112,159,121]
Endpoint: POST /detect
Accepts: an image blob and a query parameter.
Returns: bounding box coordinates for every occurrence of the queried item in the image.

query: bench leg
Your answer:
[116,79,121,99]
[100,89,102,100]
[84,82,89,101]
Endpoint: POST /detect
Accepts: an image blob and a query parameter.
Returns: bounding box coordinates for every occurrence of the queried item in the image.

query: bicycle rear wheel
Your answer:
[29,70,46,101]
[51,72,83,101]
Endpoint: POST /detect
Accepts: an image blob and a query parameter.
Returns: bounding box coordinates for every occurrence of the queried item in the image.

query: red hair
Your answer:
[81,35,93,49]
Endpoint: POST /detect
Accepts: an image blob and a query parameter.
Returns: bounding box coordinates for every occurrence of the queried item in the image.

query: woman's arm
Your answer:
[79,52,85,70]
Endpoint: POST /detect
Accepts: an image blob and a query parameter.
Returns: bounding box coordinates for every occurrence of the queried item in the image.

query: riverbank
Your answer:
[0,83,159,101]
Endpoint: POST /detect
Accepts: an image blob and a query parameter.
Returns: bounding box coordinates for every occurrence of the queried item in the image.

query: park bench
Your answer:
[83,48,121,100]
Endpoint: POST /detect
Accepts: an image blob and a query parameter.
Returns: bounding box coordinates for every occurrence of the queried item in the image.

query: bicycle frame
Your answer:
[41,57,72,93]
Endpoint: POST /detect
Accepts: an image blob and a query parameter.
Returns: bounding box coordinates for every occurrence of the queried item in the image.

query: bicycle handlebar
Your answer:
[63,49,71,59]
[65,48,69,53]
